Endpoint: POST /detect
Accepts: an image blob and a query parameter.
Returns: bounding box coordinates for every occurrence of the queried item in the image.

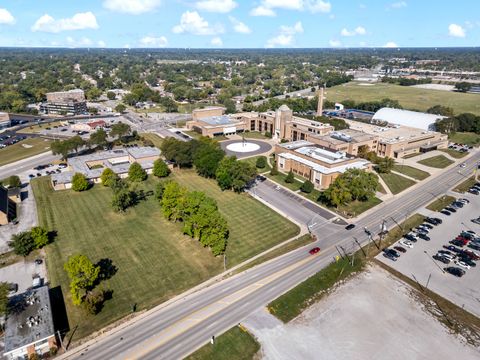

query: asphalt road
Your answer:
[59,151,480,360]
[0,151,59,180]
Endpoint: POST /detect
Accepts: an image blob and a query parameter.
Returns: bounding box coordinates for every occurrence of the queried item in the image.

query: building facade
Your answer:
[41,89,87,115]
[275,141,372,190]
[0,186,17,226]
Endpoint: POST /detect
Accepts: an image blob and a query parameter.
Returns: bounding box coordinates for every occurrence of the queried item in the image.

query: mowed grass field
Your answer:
[173,170,300,266]
[417,155,454,168]
[392,164,430,180]
[379,172,416,195]
[32,172,298,339]
[0,137,52,166]
[327,82,480,115]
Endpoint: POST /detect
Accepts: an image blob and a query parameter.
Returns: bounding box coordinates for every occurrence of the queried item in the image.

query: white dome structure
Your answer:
[372,107,447,131]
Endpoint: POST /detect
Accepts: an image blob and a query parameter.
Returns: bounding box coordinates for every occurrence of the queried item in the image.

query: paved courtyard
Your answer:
[376,192,480,317]
[0,260,47,294]
[220,139,272,159]
[244,265,479,360]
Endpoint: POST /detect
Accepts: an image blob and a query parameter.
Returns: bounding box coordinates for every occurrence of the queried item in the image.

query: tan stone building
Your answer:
[0,185,17,225]
[275,141,372,190]
[345,119,448,158]
[41,89,87,115]
[309,129,379,157]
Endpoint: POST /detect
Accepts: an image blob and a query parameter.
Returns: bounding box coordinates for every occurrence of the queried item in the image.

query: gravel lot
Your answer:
[376,192,480,317]
[244,265,479,360]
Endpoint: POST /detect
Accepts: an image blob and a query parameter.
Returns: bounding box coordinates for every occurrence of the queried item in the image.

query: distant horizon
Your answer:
[0,1,478,48]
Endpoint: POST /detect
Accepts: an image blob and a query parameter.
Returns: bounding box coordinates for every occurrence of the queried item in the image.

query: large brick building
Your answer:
[40,89,87,115]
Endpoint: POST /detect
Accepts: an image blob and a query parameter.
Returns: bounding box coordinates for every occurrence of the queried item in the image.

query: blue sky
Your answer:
[0,0,478,48]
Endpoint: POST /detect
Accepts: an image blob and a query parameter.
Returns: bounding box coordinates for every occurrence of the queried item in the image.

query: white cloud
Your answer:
[448,23,466,38]
[211,37,223,46]
[390,1,407,8]
[196,0,237,13]
[98,40,107,47]
[139,35,168,47]
[103,0,161,15]
[266,21,303,48]
[0,8,15,25]
[383,41,398,48]
[329,39,341,47]
[340,26,366,36]
[66,36,94,47]
[229,16,251,34]
[359,41,366,47]
[172,11,223,35]
[32,12,99,33]
[250,6,276,17]
[250,0,330,16]
[307,0,331,13]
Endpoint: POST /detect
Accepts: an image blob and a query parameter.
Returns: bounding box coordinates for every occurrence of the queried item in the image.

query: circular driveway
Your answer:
[220,139,272,159]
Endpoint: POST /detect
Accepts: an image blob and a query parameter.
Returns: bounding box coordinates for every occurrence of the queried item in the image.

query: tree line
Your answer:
[160,137,257,193]
[156,181,228,256]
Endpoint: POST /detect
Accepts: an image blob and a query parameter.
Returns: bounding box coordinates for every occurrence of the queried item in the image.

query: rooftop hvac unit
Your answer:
[330,131,352,143]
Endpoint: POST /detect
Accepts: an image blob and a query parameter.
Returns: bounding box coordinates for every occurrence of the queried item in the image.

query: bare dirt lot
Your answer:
[244,265,479,360]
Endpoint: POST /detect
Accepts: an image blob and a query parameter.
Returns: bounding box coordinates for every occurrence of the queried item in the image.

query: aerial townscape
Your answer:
[1,1,480,359]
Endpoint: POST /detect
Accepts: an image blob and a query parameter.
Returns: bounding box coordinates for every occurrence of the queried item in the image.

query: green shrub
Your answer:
[300,180,314,193]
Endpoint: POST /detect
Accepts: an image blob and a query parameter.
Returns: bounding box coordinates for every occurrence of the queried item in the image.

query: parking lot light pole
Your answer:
[461,222,473,232]
[424,250,445,274]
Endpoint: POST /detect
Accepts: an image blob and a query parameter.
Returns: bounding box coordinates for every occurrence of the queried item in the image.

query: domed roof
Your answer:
[278,104,290,111]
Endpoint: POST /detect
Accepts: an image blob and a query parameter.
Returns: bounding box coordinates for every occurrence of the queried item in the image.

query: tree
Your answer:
[9,231,35,256]
[69,135,85,154]
[153,159,170,178]
[111,188,136,212]
[7,175,21,188]
[285,170,294,184]
[89,129,108,148]
[0,282,8,315]
[270,162,279,176]
[110,122,131,140]
[86,87,102,100]
[255,156,267,169]
[161,138,194,168]
[88,107,99,115]
[64,254,101,305]
[106,91,116,100]
[83,289,107,315]
[193,138,225,178]
[115,103,126,113]
[215,156,256,192]
[128,162,147,182]
[100,168,118,187]
[161,181,187,221]
[376,157,395,174]
[300,180,314,193]
[71,173,90,192]
[51,140,71,160]
[30,226,49,248]
[427,105,454,117]
[455,82,472,93]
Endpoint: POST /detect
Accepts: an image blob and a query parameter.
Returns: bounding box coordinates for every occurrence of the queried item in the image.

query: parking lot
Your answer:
[0,259,47,295]
[377,192,480,317]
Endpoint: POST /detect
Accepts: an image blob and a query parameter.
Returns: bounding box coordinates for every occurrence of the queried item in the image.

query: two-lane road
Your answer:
[61,152,480,360]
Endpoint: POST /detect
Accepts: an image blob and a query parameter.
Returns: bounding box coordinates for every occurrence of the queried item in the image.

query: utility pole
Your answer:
[353,237,366,257]
[339,246,351,262]
[335,246,344,260]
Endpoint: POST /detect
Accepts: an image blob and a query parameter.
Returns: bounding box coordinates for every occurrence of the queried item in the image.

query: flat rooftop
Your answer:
[279,140,354,165]
[314,128,377,144]
[344,119,442,144]
[4,286,54,354]
[199,115,240,127]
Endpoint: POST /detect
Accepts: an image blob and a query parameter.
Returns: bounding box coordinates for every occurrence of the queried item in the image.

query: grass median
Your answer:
[438,148,468,159]
[426,195,456,211]
[186,325,260,360]
[379,172,417,195]
[392,164,430,180]
[453,176,477,193]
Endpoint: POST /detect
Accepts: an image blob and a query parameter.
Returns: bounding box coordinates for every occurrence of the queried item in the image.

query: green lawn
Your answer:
[417,155,454,169]
[139,132,164,148]
[438,148,468,159]
[426,195,456,212]
[32,172,298,340]
[173,170,300,266]
[0,137,52,166]
[266,172,303,192]
[392,164,430,180]
[448,132,480,147]
[379,172,417,195]
[453,176,477,193]
[334,197,382,218]
[240,155,271,172]
[242,132,270,140]
[186,326,260,360]
[327,82,480,115]
[403,152,421,159]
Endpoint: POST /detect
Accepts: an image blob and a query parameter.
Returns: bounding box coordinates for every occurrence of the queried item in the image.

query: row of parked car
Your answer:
[436,229,480,277]
[439,197,469,216]
[467,181,480,196]
[0,134,27,148]
[382,216,445,261]
[28,162,67,179]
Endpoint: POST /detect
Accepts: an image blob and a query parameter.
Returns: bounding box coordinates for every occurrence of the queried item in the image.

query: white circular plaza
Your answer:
[226,142,261,153]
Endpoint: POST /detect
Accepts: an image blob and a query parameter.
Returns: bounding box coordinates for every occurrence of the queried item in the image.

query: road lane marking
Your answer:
[122,254,317,359]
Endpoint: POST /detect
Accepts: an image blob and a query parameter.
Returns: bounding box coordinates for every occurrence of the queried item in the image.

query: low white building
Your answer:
[372,108,447,131]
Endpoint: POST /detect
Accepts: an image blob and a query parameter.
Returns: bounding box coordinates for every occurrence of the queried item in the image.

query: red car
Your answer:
[455,237,470,245]
[309,247,321,255]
